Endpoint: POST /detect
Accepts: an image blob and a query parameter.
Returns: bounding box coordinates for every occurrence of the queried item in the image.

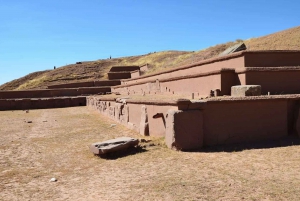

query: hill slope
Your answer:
[1,26,300,91]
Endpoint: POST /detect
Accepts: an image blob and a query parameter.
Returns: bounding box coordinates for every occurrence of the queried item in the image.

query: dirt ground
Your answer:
[1,107,300,201]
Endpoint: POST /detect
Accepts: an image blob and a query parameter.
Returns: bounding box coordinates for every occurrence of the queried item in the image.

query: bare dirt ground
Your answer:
[1,107,300,201]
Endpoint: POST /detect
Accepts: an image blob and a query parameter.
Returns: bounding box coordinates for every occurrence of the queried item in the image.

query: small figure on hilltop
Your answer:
[110,55,111,59]
[54,66,56,70]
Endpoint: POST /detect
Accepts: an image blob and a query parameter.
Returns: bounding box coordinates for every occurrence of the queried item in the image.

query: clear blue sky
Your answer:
[0,0,299,85]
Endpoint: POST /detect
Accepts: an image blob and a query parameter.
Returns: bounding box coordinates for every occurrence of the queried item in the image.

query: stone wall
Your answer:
[109,66,140,72]
[203,98,288,146]
[130,70,141,79]
[0,87,110,99]
[244,51,300,67]
[86,96,180,137]
[113,69,238,96]
[87,95,300,150]
[237,67,300,95]
[107,72,131,80]
[48,80,121,89]
[0,96,86,111]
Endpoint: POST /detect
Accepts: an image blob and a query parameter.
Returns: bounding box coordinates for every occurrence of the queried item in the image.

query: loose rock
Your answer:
[50,178,57,182]
[109,124,116,128]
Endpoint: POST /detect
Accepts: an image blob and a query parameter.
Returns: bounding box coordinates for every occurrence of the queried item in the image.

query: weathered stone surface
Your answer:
[90,137,139,155]
[139,105,149,136]
[114,103,122,121]
[219,43,247,57]
[231,85,261,97]
[165,110,203,150]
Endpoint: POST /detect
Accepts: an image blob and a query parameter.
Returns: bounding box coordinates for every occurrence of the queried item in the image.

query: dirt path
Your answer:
[1,107,300,200]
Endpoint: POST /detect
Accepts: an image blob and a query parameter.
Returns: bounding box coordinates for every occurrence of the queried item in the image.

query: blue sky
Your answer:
[0,0,299,85]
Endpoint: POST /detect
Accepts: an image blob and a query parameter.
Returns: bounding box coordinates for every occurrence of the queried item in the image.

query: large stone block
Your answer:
[165,110,203,150]
[231,85,261,97]
[139,105,149,136]
[90,137,139,155]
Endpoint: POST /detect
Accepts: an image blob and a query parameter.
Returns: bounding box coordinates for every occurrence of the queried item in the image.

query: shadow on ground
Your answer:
[193,136,300,153]
[97,145,148,160]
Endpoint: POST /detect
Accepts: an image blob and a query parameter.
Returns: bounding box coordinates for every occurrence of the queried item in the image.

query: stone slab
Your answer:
[89,137,139,155]
[219,43,247,57]
[231,85,261,97]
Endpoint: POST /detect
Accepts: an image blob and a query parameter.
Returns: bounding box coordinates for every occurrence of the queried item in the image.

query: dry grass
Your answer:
[245,26,300,50]
[2,26,300,91]
[1,107,300,200]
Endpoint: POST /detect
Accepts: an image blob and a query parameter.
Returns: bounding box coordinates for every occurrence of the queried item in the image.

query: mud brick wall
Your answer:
[0,96,86,111]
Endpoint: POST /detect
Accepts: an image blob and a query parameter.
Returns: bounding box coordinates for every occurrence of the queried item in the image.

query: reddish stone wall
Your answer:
[237,68,300,95]
[107,72,131,80]
[109,66,140,72]
[47,82,95,89]
[94,80,121,86]
[221,70,239,95]
[244,51,300,67]
[160,74,221,96]
[140,64,149,72]
[0,96,86,111]
[86,96,178,137]
[237,73,246,85]
[203,99,288,146]
[166,110,203,150]
[118,51,300,91]
[130,70,141,79]
[121,56,245,86]
[48,80,121,89]
[87,95,300,150]
[113,69,238,96]
[0,87,110,99]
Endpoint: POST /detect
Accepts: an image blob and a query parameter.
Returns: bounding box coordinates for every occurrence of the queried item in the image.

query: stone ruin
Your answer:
[87,50,300,150]
[0,66,144,110]
[2,50,300,150]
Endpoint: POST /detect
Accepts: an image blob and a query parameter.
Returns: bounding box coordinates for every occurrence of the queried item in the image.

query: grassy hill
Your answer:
[1,26,300,91]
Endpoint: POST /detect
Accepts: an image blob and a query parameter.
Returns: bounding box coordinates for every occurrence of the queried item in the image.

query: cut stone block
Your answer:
[219,43,247,57]
[231,85,261,97]
[165,110,203,150]
[139,105,149,136]
[89,137,139,155]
